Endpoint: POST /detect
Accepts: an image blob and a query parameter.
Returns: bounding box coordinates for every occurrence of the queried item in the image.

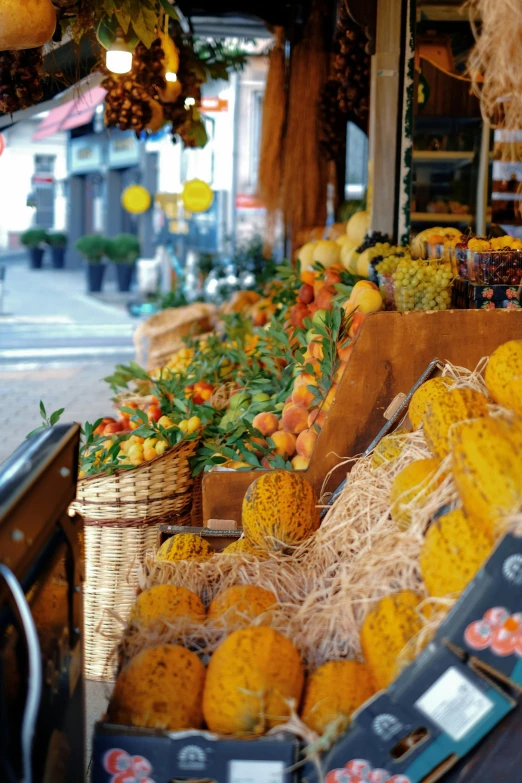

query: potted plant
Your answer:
[106,233,141,292]
[75,234,108,292]
[47,231,68,269]
[20,228,48,269]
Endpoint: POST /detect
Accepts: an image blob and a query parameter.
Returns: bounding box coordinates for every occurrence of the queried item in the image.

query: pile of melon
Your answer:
[109,583,376,737]
[107,339,522,745]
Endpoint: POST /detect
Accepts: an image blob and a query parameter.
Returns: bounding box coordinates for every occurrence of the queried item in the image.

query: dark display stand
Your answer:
[0,424,84,783]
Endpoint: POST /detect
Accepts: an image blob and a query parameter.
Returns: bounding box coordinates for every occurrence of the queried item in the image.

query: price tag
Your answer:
[414,666,494,741]
[229,760,285,783]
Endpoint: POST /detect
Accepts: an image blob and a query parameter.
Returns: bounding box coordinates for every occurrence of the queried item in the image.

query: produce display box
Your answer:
[435,533,522,691]
[91,724,300,783]
[452,278,522,310]
[201,310,522,527]
[158,524,241,551]
[317,642,516,783]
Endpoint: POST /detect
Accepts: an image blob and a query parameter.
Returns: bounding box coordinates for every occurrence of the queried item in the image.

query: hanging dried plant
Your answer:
[467,0,522,141]
[281,0,329,245]
[257,27,286,252]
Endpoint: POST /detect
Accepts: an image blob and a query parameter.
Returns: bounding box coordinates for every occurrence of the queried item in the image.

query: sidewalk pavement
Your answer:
[0,362,122,463]
[0,260,139,463]
[0,259,135,324]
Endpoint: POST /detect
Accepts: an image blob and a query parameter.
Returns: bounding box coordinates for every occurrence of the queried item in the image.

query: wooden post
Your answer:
[368,0,412,240]
[397,0,416,244]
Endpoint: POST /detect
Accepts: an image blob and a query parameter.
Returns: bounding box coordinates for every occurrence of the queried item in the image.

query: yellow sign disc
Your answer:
[121,185,151,214]
[182,179,214,213]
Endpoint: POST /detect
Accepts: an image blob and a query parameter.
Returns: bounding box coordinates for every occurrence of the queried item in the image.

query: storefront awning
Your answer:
[32,86,106,141]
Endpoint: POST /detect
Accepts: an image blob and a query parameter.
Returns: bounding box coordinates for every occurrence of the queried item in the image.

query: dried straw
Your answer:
[467,0,522,159]
[281,0,329,245]
[105,356,515,752]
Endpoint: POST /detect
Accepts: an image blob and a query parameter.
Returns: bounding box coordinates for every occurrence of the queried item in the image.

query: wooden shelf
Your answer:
[411,212,474,223]
[413,150,475,161]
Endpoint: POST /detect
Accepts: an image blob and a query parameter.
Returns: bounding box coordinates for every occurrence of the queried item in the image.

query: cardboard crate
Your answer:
[435,533,522,691]
[201,310,522,527]
[315,643,515,783]
[452,278,522,310]
[91,725,300,783]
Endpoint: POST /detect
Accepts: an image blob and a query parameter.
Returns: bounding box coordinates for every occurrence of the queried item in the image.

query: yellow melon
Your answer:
[221,538,266,556]
[156,533,214,563]
[420,509,493,597]
[346,211,370,245]
[360,592,423,690]
[423,387,489,459]
[372,430,409,469]
[301,660,375,735]
[202,627,304,734]
[130,585,205,625]
[485,340,522,418]
[390,458,443,530]
[108,644,205,730]
[312,240,341,268]
[408,377,456,429]
[208,585,277,626]
[450,416,522,536]
[297,241,317,268]
[242,470,319,551]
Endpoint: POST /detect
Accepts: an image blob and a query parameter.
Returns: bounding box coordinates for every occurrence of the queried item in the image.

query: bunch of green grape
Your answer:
[392,258,453,311]
[376,252,405,276]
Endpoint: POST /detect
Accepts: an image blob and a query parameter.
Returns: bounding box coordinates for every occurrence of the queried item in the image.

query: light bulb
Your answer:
[184,97,195,108]
[106,48,132,74]
[106,28,132,74]
[165,71,177,82]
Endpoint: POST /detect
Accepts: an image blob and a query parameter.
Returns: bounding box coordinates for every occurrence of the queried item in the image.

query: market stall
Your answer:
[3,0,522,781]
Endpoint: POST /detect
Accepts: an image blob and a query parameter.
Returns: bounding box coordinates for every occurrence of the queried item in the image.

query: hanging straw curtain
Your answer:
[281,1,329,247]
[258,27,286,254]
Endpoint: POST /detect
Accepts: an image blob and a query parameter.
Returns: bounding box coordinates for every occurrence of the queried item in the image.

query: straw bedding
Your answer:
[120,359,497,678]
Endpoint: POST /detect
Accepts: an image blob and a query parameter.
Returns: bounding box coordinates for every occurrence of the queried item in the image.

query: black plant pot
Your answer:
[29,247,44,269]
[115,263,134,293]
[87,264,106,293]
[51,247,66,269]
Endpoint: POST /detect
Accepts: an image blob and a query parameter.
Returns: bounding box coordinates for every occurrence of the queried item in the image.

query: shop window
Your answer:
[33,155,56,228]
[34,154,55,174]
[346,122,368,199]
[249,90,263,190]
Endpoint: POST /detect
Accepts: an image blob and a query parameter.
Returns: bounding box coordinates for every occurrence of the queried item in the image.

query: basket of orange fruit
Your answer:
[71,397,206,527]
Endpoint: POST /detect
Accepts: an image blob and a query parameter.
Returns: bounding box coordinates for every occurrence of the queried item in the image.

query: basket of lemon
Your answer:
[71,410,202,679]
[71,412,201,527]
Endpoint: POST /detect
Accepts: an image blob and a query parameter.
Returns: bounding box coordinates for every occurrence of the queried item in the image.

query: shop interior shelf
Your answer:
[411,212,474,223]
[412,150,475,161]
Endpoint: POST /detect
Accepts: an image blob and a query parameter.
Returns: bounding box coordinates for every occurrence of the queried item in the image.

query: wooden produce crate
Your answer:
[157,524,241,551]
[202,309,522,526]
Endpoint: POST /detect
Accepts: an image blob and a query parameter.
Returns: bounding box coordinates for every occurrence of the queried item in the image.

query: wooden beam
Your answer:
[368,0,405,238]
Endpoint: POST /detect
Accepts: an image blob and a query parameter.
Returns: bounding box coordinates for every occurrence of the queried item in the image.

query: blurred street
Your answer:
[0,256,138,463]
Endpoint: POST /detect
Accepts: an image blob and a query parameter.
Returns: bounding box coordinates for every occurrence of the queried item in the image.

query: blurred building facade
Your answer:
[0,51,270,266]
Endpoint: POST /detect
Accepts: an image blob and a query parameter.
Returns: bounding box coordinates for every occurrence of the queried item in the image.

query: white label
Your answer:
[414,666,494,741]
[229,760,285,783]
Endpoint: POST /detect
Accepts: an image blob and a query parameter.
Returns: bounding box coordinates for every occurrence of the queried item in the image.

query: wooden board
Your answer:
[202,309,522,526]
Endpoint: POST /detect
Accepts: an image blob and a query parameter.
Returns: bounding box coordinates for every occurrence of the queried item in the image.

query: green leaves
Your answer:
[158,0,179,20]
[104,362,150,393]
[26,402,65,439]
[94,0,159,50]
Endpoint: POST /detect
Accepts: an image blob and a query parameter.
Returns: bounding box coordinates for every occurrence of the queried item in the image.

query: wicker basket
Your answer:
[71,439,197,525]
[84,523,157,680]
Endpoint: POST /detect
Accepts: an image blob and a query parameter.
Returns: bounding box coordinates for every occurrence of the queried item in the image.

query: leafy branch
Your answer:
[26,401,65,439]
